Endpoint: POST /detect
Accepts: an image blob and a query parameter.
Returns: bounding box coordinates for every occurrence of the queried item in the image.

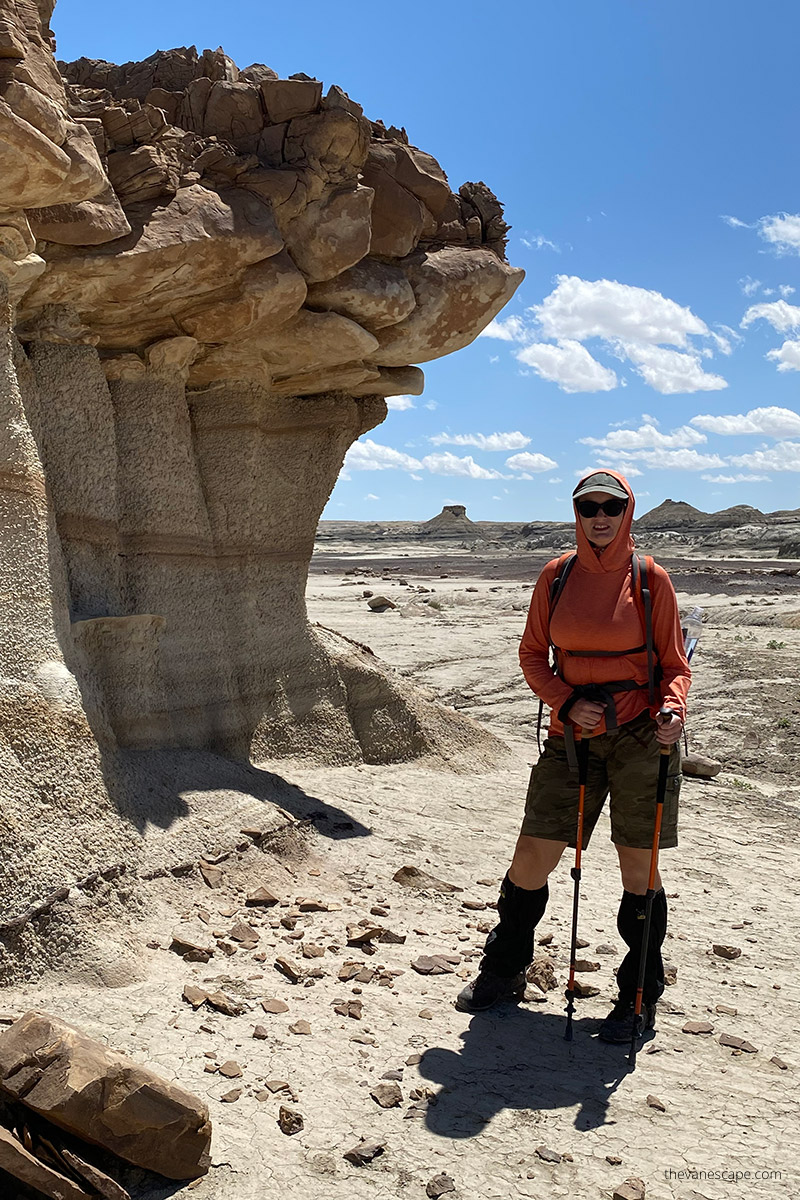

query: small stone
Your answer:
[572,980,600,998]
[715,1004,738,1016]
[392,865,462,893]
[220,1088,241,1103]
[646,1094,666,1111]
[712,944,742,960]
[205,991,246,1016]
[275,956,303,983]
[535,1145,562,1163]
[246,887,278,907]
[576,937,590,948]
[367,595,396,611]
[219,1060,242,1078]
[347,923,384,945]
[538,933,554,946]
[663,965,678,986]
[378,929,406,944]
[261,998,290,1014]
[574,959,601,972]
[252,1025,269,1040]
[595,944,617,955]
[681,752,722,778]
[418,1009,434,1020]
[229,921,260,947]
[461,899,486,911]
[289,1020,312,1035]
[411,955,454,976]
[770,1056,789,1070]
[370,906,389,916]
[683,1020,714,1035]
[302,943,326,958]
[278,1106,304,1135]
[199,862,224,888]
[526,959,557,992]
[613,1179,646,1200]
[406,1053,422,1065]
[182,985,208,1009]
[344,1139,386,1165]
[333,1000,363,1019]
[606,1155,623,1165]
[426,1173,456,1198]
[298,899,329,912]
[371,1082,402,1108]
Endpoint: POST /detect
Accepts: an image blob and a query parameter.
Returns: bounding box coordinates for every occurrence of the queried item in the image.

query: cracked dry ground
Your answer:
[5,564,798,1200]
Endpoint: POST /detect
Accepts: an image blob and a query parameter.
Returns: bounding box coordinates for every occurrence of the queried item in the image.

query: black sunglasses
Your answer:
[576,498,628,518]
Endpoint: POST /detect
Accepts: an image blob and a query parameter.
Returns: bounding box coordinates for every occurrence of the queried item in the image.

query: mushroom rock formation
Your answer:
[0,4,522,977]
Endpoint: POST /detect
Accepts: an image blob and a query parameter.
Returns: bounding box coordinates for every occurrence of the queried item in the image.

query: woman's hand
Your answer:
[567,698,606,730]
[655,709,683,745]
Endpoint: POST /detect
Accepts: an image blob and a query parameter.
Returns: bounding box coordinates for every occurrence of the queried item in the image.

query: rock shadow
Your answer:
[418,1003,638,1136]
[102,747,371,840]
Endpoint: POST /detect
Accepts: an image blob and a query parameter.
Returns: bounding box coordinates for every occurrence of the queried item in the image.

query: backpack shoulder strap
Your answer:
[548,552,578,622]
[632,553,656,706]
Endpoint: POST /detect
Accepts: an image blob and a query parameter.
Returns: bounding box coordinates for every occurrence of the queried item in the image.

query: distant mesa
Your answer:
[634,499,769,531]
[420,504,482,538]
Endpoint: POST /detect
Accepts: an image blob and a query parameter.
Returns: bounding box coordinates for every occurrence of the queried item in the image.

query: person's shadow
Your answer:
[419,1002,647,1136]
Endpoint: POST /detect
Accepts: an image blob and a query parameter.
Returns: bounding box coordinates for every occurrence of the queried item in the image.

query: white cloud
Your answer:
[516,339,618,392]
[533,275,710,346]
[691,406,800,437]
[345,439,423,472]
[604,449,726,470]
[620,343,727,393]
[766,340,800,372]
[581,422,707,451]
[740,299,800,332]
[420,452,507,480]
[548,476,563,484]
[386,394,415,411]
[701,473,771,483]
[722,215,750,228]
[780,284,796,298]
[506,451,559,473]
[521,234,560,252]
[424,400,438,411]
[428,431,531,451]
[728,441,800,472]
[479,315,526,341]
[364,493,379,500]
[739,276,762,296]
[758,213,800,255]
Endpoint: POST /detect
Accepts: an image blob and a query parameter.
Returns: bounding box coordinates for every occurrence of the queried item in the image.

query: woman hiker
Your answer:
[457,470,691,1042]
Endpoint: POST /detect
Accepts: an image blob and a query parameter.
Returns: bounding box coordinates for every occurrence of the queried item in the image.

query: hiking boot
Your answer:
[456,968,526,1013]
[598,997,656,1044]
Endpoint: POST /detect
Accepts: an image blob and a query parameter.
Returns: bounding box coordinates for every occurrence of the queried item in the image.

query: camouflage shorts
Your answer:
[521,711,681,849]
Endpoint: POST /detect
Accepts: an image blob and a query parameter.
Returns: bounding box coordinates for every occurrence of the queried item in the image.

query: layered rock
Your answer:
[0,2,520,976]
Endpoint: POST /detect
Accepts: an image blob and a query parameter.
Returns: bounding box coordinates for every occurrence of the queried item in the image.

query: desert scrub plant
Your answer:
[766,639,786,649]
[777,717,791,728]
[731,777,754,791]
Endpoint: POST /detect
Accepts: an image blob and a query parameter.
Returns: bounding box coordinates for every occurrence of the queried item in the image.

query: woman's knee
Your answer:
[509,835,566,889]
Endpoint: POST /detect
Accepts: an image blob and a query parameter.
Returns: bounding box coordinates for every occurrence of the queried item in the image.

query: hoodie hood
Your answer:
[574,469,635,573]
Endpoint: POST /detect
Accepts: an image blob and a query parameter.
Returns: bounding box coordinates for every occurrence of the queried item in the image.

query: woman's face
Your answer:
[576,491,627,549]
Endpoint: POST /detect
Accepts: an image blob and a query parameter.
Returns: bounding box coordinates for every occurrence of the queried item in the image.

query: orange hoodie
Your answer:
[519,470,691,738]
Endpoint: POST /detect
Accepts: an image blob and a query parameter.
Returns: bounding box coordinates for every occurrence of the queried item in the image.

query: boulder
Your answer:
[0,1011,212,1179]
[283,183,374,282]
[369,247,524,365]
[682,752,722,778]
[27,185,132,245]
[202,80,264,152]
[306,257,416,330]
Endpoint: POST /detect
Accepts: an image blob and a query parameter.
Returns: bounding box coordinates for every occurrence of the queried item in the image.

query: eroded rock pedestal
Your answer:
[0,2,522,974]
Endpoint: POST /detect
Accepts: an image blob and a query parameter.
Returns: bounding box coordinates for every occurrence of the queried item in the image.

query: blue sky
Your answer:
[56,1,800,520]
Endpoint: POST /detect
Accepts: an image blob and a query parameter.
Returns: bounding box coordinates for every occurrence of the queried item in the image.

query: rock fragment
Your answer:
[712,944,742,959]
[246,887,278,907]
[392,866,462,893]
[0,1011,211,1179]
[367,595,396,611]
[261,997,290,1014]
[344,1139,386,1165]
[426,1173,456,1198]
[275,956,303,983]
[613,1179,646,1200]
[682,1020,714,1035]
[646,1094,666,1111]
[370,1082,402,1108]
[219,1060,243,1078]
[206,991,246,1016]
[682,753,722,778]
[411,955,456,975]
[719,1033,757,1052]
[278,1106,304,1135]
[0,1124,94,1200]
[526,959,557,992]
[535,1145,562,1162]
[183,985,208,1009]
[289,1020,312,1035]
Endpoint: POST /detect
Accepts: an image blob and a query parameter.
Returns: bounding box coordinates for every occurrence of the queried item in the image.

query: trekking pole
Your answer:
[629,706,671,1067]
[565,727,589,1041]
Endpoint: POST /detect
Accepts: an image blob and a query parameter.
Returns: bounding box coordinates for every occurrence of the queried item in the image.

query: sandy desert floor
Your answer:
[3,548,799,1200]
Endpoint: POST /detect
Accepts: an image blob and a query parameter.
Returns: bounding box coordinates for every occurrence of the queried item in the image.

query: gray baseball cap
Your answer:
[572,472,629,502]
